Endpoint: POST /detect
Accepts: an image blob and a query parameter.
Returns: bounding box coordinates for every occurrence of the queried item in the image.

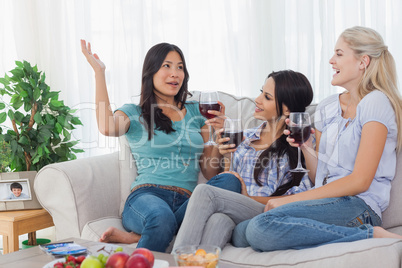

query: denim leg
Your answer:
[173,184,264,251]
[206,173,242,193]
[232,219,251,247]
[122,187,186,252]
[244,196,381,252]
[175,173,243,225]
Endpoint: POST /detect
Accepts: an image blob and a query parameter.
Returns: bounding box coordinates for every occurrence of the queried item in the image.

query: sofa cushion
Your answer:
[81,216,125,242]
[81,216,137,248]
[81,216,177,252]
[220,239,402,268]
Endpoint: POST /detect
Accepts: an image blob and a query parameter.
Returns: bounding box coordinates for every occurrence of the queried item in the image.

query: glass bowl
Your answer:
[172,245,221,267]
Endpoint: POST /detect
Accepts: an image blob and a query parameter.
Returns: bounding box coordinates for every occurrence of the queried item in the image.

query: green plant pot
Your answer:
[21,238,51,249]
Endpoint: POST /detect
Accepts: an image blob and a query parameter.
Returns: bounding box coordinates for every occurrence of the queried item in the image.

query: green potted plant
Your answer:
[0,60,84,246]
[0,60,84,172]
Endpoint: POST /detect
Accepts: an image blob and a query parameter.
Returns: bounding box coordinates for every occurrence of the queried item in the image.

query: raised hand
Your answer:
[81,39,106,74]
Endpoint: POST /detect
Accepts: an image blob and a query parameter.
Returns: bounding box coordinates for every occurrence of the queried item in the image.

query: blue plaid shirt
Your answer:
[233,122,313,197]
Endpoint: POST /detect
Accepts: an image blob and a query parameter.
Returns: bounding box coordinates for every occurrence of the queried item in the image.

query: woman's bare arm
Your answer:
[81,40,130,136]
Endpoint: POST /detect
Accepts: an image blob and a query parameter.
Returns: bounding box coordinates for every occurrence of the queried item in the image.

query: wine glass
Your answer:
[223,119,243,171]
[199,91,221,145]
[288,112,311,172]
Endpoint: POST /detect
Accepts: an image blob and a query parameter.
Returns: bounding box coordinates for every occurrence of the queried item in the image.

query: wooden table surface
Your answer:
[0,208,54,254]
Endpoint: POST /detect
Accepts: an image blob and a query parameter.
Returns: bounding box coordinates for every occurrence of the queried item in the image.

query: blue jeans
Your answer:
[232,196,382,251]
[122,173,241,252]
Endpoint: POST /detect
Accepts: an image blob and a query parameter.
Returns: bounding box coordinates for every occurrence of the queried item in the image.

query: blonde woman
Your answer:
[232,26,402,251]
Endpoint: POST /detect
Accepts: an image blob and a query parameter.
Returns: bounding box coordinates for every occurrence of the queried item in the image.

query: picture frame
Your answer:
[0,178,32,201]
[0,171,43,211]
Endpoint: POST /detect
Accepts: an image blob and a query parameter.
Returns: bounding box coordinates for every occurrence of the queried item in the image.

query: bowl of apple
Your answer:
[45,247,168,268]
[172,245,220,268]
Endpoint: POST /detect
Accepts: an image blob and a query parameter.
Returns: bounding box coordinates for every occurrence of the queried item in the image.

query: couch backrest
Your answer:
[381,150,402,233]
[188,91,260,130]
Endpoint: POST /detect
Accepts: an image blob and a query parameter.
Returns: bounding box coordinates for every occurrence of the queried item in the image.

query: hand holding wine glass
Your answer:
[216,129,236,156]
[287,112,311,172]
[223,119,243,171]
[199,91,222,145]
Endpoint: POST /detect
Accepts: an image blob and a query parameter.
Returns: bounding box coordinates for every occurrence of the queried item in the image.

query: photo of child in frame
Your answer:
[0,179,32,201]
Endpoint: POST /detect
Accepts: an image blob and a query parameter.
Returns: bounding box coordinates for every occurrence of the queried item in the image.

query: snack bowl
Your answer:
[172,245,220,268]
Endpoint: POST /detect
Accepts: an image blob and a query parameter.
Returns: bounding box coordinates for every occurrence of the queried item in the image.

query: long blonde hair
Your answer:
[341,26,402,150]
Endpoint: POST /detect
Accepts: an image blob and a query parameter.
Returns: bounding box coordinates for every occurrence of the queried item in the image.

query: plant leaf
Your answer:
[12,97,24,110]
[55,122,63,133]
[10,140,18,153]
[23,61,33,75]
[0,78,9,86]
[10,68,24,79]
[18,135,29,145]
[0,112,6,124]
[15,61,23,68]
[29,77,37,88]
[65,141,79,147]
[50,99,62,107]
[62,129,71,141]
[7,110,14,120]
[19,82,32,91]
[20,90,29,98]
[57,115,66,127]
[71,148,84,153]
[14,111,24,123]
[33,88,41,100]
[71,117,83,125]
[32,154,40,164]
[34,112,42,124]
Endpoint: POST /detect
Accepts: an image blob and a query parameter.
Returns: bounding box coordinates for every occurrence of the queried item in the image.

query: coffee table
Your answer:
[0,237,241,268]
[0,237,175,268]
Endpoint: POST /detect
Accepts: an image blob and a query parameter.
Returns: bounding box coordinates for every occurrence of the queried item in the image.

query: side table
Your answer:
[0,208,54,254]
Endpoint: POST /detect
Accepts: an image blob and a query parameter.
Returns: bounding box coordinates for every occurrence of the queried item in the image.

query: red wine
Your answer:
[222,131,244,148]
[199,102,220,119]
[289,125,311,145]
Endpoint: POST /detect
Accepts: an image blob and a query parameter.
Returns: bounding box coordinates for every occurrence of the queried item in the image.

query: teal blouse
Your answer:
[117,101,205,192]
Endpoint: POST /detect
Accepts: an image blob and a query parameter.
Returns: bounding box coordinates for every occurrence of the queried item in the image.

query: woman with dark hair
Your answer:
[81,41,224,252]
[173,70,314,250]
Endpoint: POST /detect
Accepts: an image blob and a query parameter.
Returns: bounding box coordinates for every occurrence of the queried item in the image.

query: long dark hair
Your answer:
[253,70,313,196]
[139,43,190,140]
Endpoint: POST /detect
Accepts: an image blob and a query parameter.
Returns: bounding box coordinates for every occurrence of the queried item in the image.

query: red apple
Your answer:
[131,248,154,267]
[105,252,130,268]
[124,254,151,268]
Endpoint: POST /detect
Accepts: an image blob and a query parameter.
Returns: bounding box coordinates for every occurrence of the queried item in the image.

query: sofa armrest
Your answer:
[34,152,121,240]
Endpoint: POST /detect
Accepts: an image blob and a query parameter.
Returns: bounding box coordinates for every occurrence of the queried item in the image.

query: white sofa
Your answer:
[34,91,402,268]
